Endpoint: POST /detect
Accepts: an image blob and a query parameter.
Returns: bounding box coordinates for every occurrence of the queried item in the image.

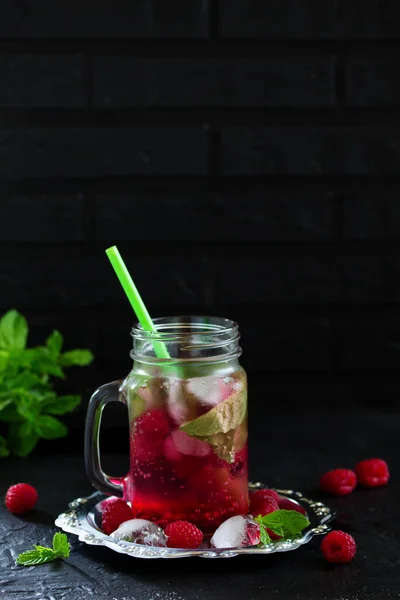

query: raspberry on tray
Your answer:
[165,520,203,549]
[102,498,133,535]
[249,490,279,516]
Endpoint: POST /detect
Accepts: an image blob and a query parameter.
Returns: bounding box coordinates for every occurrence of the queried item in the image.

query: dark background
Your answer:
[1,0,400,448]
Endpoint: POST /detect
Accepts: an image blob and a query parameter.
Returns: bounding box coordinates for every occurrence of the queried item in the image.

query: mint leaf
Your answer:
[60,350,93,367]
[34,415,68,440]
[257,510,310,541]
[17,347,65,378]
[34,391,57,406]
[33,349,65,379]
[0,398,12,412]
[52,533,70,558]
[16,549,55,566]
[14,348,39,369]
[11,371,45,390]
[46,330,63,355]
[16,393,40,421]
[16,534,71,565]
[269,525,284,537]
[34,545,58,558]
[0,310,28,350]
[44,395,81,416]
[8,422,39,457]
[180,387,247,438]
[258,524,271,546]
[0,349,9,371]
[0,402,22,423]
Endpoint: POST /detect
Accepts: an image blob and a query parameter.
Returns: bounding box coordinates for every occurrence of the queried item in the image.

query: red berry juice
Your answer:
[124,368,249,532]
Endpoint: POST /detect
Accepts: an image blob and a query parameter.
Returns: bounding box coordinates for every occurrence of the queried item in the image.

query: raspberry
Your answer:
[101,498,133,535]
[355,458,390,488]
[249,490,279,516]
[131,409,170,463]
[320,469,357,496]
[321,531,356,563]
[278,497,307,515]
[228,446,248,478]
[165,520,203,549]
[134,409,170,438]
[5,483,38,514]
[254,488,280,502]
[266,528,282,541]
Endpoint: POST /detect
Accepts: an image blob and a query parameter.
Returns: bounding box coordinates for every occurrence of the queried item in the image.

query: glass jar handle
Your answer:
[84,381,126,498]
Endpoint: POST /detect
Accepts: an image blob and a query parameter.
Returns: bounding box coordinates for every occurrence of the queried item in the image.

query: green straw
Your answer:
[105,246,170,360]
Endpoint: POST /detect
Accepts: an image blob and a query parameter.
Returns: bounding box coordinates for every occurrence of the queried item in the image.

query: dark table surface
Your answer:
[1,409,399,600]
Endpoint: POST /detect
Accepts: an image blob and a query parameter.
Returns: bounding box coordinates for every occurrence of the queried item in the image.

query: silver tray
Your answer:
[55,483,335,559]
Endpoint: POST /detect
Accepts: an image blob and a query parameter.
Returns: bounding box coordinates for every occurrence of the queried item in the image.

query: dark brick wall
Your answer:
[1,0,400,421]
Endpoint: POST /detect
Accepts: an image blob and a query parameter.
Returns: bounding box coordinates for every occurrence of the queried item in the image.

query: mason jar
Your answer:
[85,316,248,532]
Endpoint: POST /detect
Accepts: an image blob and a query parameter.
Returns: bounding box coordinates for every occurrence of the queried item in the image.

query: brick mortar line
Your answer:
[1,40,400,52]
[2,109,400,128]
[2,240,400,252]
[1,175,400,194]
[15,305,400,318]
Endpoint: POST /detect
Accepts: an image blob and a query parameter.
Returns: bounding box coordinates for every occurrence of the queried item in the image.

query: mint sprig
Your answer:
[255,510,310,545]
[16,532,71,566]
[0,310,94,457]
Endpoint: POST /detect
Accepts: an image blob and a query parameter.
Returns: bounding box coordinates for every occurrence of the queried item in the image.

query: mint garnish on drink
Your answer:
[255,510,310,545]
[16,532,71,566]
[179,387,247,462]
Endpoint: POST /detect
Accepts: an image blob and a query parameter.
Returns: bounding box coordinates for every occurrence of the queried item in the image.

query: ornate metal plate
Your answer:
[55,483,335,559]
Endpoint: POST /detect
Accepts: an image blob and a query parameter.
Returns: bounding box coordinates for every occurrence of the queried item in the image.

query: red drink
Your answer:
[86,316,249,534]
[125,369,248,531]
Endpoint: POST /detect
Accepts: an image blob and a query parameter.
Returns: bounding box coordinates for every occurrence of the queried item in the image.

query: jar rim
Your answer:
[131,315,239,342]
[130,316,241,363]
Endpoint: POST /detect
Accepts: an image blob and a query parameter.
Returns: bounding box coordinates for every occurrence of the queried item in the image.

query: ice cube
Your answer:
[110,519,167,547]
[186,376,221,406]
[221,377,242,400]
[164,433,183,462]
[166,378,189,425]
[187,376,242,407]
[170,429,210,457]
[210,515,260,549]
